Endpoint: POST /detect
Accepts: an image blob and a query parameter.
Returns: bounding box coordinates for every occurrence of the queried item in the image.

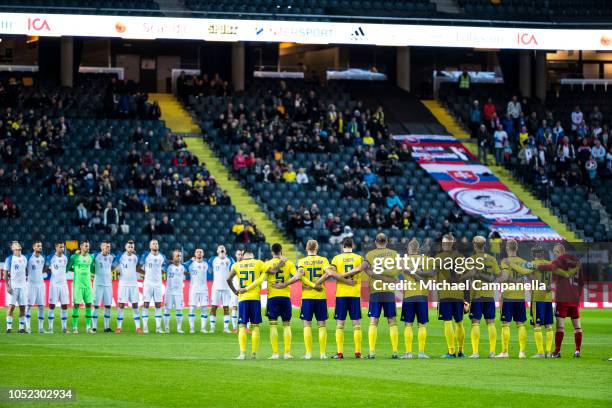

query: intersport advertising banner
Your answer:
[394,134,563,241]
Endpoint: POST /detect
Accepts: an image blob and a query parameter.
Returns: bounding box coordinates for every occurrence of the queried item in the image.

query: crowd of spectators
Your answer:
[103,77,161,119]
[176,72,231,101]
[469,94,612,197]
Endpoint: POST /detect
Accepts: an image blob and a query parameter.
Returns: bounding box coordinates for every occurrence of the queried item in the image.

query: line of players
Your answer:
[2,232,583,360]
[2,239,241,335]
[226,233,583,360]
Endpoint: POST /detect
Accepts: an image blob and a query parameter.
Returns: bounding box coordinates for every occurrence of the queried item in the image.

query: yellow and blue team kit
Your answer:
[266,257,296,322]
[332,252,363,321]
[298,255,330,322]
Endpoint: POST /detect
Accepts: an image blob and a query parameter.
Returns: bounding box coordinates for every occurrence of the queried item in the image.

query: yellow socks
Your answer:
[238,326,247,353]
[283,325,292,355]
[389,324,399,353]
[354,326,362,354]
[545,327,553,353]
[534,327,544,354]
[269,323,279,355]
[404,325,414,353]
[444,321,455,354]
[368,324,377,354]
[501,325,510,353]
[304,326,313,355]
[518,324,526,353]
[417,325,427,354]
[251,325,260,354]
[455,321,465,353]
[488,323,497,354]
[336,327,344,354]
[318,326,327,356]
[471,323,480,355]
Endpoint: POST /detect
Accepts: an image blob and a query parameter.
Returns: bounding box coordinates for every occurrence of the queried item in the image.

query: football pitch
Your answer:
[0,308,610,408]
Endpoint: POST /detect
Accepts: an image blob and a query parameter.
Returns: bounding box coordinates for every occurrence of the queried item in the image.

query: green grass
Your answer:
[0,308,611,408]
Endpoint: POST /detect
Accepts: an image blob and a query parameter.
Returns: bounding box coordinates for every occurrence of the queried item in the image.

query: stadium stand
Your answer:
[437,81,612,241]
[0,0,161,15]
[182,77,487,259]
[0,74,270,258]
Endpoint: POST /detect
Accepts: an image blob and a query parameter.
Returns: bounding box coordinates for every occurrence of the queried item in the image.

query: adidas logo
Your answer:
[351,26,366,39]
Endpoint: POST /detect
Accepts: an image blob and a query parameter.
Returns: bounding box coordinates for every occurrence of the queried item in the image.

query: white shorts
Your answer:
[165,293,183,310]
[118,285,139,304]
[143,284,164,303]
[9,287,27,306]
[211,289,232,307]
[49,283,69,305]
[229,293,238,308]
[94,285,113,306]
[27,284,45,306]
[189,290,209,307]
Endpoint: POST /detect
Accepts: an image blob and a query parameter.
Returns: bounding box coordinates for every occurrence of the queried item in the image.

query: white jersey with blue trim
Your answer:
[139,251,167,286]
[3,255,28,288]
[46,253,68,285]
[209,256,234,291]
[185,259,208,293]
[26,253,46,285]
[114,252,139,287]
[166,263,185,295]
[93,253,115,287]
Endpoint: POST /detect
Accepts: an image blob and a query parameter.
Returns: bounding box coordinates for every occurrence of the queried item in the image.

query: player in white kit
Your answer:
[113,240,141,333]
[139,240,167,334]
[208,245,236,333]
[92,241,115,333]
[3,241,28,333]
[25,241,46,333]
[165,249,186,333]
[45,242,69,333]
[184,247,209,333]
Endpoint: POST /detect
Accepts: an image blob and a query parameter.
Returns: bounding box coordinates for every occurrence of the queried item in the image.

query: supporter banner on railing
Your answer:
[394,134,563,241]
[0,12,611,50]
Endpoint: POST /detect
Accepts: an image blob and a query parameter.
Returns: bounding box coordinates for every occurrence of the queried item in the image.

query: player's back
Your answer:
[500,255,530,300]
[365,247,398,294]
[531,258,553,302]
[93,253,115,287]
[26,253,46,285]
[266,258,296,299]
[435,250,464,301]
[331,252,362,298]
[403,254,431,299]
[210,256,234,291]
[470,251,500,300]
[298,255,329,300]
[234,258,265,301]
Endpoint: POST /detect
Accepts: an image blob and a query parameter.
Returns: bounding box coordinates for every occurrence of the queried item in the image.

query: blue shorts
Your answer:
[438,300,464,322]
[300,299,328,321]
[368,293,397,319]
[501,300,527,323]
[334,297,361,321]
[531,301,553,326]
[401,297,429,324]
[238,300,262,325]
[469,299,496,321]
[266,297,292,322]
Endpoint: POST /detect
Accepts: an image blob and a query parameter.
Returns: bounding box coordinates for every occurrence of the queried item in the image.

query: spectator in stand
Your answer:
[75,202,89,226]
[483,98,497,123]
[477,124,489,164]
[233,149,247,172]
[585,156,598,184]
[469,100,482,138]
[296,167,309,184]
[88,210,103,230]
[552,121,565,145]
[103,201,119,234]
[592,139,606,172]
[329,216,343,245]
[457,69,471,96]
[571,106,584,131]
[282,164,297,182]
[158,215,174,234]
[493,124,507,164]
[231,217,244,241]
[506,95,522,125]
[144,217,157,239]
[385,190,404,209]
[589,106,603,126]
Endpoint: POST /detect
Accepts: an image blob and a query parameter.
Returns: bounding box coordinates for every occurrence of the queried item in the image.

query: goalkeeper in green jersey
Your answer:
[67,240,95,334]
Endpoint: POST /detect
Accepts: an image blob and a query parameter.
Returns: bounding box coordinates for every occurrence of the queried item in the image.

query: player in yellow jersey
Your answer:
[226,249,270,360]
[346,233,400,359]
[400,238,435,359]
[497,239,531,359]
[436,234,468,358]
[263,243,298,360]
[326,237,363,359]
[467,236,501,359]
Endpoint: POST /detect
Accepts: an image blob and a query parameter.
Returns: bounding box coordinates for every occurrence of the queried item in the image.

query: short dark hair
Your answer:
[79,239,89,247]
[32,240,42,246]
[126,240,135,245]
[342,237,353,248]
[55,242,64,247]
[271,243,282,255]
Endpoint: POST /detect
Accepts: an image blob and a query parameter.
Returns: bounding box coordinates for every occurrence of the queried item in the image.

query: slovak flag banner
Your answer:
[393,134,477,164]
[402,135,563,241]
